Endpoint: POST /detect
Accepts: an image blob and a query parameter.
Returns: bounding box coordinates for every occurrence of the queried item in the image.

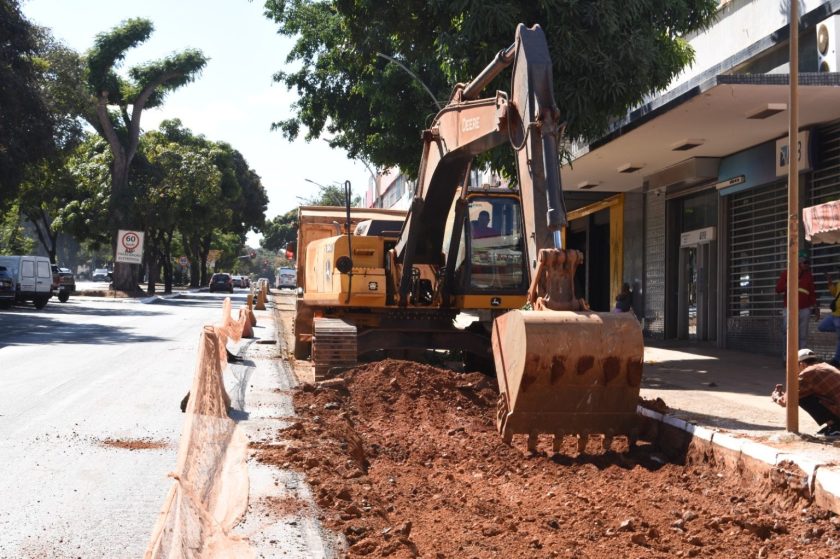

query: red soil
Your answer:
[255,359,840,558]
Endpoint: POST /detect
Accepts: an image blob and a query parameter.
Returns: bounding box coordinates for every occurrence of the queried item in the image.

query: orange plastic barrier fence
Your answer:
[145,298,261,557]
[145,327,251,558]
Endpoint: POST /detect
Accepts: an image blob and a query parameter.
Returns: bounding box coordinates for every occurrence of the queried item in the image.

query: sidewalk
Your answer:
[640,340,840,513]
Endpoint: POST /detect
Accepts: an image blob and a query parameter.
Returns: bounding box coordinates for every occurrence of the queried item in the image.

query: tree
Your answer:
[58,135,113,250]
[261,209,298,253]
[264,1,717,177]
[138,132,221,293]
[261,182,358,255]
[154,120,267,287]
[0,0,56,204]
[84,18,207,291]
[0,204,35,255]
[16,33,89,263]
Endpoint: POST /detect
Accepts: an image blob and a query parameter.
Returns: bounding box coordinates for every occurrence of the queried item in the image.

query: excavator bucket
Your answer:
[492,310,643,451]
[491,248,644,452]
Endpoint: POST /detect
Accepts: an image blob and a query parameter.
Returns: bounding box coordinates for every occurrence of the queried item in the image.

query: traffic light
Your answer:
[249,249,256,259]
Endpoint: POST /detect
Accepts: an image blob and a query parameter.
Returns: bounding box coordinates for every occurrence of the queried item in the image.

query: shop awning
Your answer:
[803,199,840,244]
[564,73,840,193]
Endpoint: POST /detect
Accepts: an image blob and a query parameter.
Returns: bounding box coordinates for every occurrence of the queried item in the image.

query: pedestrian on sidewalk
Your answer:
[776,250,818,352]
[817,269,840,368]
[614,282,633,313]
[771,348,840,436]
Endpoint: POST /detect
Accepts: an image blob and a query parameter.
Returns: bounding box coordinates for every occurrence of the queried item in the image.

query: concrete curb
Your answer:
[637,405,840,514]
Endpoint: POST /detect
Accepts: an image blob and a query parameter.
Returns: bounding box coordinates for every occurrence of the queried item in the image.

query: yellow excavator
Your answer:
[294,24,643,450]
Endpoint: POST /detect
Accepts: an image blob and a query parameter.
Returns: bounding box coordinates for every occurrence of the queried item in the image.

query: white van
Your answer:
[0,255,53,308]
[276,267,296,289]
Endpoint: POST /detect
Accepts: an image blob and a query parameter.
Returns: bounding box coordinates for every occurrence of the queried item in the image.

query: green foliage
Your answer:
[59,136,113,248]
[31,28,90,150]
[301,183,361,207]
[153,120,268,235]
[261,209,298,253]
[0,0,57,204]
[0,204,36,255]
[260,182,358,254]
[85,19,207,110]
[264,0,718,178]
[86,18,153,103]
[15,33,93,259]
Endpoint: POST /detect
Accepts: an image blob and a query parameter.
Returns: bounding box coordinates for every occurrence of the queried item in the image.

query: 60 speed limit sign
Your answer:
[115,229,144,264]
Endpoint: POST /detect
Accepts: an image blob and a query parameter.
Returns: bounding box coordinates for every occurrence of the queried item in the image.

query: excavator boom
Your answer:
[395,23,645,451]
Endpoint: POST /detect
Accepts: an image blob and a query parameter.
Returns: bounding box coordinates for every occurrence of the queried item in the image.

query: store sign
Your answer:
[715,175,745,190]
[680,226,716,247]
[776,130,812,176]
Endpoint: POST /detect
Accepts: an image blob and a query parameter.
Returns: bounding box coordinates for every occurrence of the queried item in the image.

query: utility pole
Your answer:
[786,0,800,432]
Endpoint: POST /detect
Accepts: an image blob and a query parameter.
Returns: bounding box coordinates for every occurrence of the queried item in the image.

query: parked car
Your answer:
[92,268,111,282]
[276,267,297,289]
[232,275,244,288]
[51,265,76,303]
[0,265,14,309]
[0,255,53,308]
[209,273,234,293]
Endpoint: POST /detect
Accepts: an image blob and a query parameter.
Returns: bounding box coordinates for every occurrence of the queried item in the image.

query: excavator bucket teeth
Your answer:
[492,309,643,450]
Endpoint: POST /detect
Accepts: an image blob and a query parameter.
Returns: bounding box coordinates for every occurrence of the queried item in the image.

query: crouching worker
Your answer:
[771,349,840,436]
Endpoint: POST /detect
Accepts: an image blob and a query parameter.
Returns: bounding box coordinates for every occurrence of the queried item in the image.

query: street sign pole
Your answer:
[786,0,800,433]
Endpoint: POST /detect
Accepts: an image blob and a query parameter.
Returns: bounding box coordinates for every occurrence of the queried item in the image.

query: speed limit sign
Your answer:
[116,229,144,264]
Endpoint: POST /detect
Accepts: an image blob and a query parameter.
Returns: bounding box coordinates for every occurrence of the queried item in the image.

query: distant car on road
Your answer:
[51,265,76,303]
[232,275,251,288]
[209,273,234,293]
[0,266,14,309]
[276,268,296,289]
[92,268,111,282]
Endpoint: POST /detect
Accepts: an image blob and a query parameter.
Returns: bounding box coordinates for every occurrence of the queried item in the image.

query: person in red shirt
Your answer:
[776,250,818,351]
[772,349,840,436]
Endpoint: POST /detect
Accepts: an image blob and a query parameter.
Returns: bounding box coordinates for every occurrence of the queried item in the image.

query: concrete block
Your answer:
[814,466,840,515]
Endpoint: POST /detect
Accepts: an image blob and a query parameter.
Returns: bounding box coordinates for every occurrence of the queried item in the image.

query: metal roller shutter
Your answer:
[809,121,840,359]
[726,180,787,352]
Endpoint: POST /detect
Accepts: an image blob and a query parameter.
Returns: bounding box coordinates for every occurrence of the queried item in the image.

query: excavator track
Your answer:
[312,318,358,381]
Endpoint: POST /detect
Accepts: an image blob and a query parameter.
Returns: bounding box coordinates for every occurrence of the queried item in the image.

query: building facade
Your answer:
[565,0,840,358]
[369,0,840,359]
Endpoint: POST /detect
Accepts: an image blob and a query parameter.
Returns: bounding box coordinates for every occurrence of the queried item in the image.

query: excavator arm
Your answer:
[394,24,643,453]
[395,24,570,305]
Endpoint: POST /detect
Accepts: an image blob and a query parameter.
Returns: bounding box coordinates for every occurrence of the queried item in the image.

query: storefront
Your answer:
[720,121,840,356]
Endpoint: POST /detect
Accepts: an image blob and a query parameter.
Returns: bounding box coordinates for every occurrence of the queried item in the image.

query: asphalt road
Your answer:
[0,291,248,558]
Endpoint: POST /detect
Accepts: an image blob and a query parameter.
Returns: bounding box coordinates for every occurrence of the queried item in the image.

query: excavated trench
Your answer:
[254,357,840,558]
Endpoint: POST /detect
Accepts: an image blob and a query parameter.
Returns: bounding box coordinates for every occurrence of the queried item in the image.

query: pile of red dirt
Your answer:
[255,359,840,558]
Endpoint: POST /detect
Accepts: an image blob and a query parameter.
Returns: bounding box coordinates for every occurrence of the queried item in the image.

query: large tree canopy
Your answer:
[83,17,207,291]
[0,0,56,203]
[264,0,717,177]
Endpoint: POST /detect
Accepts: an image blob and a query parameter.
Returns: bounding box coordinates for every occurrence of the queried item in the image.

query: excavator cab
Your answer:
[446,192,528,296]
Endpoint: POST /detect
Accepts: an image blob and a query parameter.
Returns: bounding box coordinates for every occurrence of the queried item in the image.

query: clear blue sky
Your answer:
[21,0,373,242]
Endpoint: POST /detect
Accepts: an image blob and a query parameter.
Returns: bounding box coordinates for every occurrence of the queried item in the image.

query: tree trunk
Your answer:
[27,209,57,263]
[110,155,140,293]
[199,233,212,286]
[145,231,162,295]
[163,230,174,294]
[183,232,201,288]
